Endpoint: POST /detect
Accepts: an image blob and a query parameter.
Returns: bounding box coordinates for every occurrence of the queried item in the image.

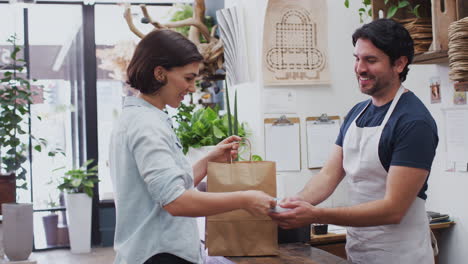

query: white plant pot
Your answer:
[65,193,92,253]
[2,203,33,261]
[0,220,3,259]
[186,146,216,165]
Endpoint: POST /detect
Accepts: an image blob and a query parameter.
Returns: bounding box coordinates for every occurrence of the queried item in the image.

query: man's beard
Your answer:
[358,74,390,96]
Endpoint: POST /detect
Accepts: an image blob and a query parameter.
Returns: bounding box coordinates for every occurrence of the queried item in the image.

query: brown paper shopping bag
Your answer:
[206,158,278,256]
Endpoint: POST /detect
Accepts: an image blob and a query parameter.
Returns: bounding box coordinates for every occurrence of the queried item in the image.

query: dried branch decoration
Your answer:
[124,0,224,81]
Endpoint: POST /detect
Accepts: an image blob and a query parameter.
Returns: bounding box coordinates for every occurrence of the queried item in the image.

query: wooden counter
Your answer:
[309,222,455,261]
[227,243,349,264]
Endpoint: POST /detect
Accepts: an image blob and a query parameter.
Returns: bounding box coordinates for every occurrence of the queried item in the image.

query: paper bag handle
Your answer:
[230,137,252,163]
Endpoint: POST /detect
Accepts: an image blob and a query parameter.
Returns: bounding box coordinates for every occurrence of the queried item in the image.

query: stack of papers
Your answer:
[216,6,250,85]
[328,224,347,234]
[427,211,450,224]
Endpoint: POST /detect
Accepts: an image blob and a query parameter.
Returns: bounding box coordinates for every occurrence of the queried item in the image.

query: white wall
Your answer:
[226,0,468,263]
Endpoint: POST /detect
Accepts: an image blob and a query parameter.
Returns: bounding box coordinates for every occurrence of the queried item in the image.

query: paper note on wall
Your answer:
[306,117,340,168]
[264,120,301,171]
[444,108,468,163]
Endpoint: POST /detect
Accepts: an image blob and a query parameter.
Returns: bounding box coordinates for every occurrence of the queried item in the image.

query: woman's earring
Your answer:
[156,74,166,83]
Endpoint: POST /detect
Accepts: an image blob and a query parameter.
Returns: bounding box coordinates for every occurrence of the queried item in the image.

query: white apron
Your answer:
[343,86,434,264]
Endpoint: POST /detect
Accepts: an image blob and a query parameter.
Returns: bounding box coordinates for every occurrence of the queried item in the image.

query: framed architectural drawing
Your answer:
[263,0,330,85]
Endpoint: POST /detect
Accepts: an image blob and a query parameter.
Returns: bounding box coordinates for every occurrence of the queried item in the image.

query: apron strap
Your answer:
[381,86,405,125]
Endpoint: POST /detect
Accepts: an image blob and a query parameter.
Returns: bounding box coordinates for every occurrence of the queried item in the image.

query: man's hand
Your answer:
[269,200,320,229]
[278,195,305,204]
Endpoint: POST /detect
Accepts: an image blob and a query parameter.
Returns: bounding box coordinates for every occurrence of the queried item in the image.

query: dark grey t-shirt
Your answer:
[336,91,438,200]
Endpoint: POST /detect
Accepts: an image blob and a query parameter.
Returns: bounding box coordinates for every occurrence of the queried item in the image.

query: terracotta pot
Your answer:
[56,225,70,246]
[0,173,16,215]
[2,203,33,261]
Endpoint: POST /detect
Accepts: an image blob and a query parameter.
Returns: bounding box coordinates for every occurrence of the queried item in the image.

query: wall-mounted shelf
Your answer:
[413,50,448,64]
[372,0,467,65]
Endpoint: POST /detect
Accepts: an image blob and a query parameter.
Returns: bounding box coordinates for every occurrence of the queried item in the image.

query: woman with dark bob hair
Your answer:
[109,29,275,264]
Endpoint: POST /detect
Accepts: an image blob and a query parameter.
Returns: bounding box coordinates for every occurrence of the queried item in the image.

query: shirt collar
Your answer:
[123,96,173,127]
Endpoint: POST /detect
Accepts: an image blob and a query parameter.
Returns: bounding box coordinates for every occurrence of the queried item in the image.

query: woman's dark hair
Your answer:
[352,18,414,82]
[127,29,204,94]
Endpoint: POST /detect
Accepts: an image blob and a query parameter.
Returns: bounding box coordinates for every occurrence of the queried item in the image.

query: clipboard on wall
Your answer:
[264,116,301,171]
[306,114,340,169]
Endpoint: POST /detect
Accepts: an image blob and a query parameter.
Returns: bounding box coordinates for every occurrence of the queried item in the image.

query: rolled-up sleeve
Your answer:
[127,115,187,207]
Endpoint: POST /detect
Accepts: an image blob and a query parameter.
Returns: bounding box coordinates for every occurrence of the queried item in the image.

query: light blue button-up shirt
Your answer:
[109,96,202,264]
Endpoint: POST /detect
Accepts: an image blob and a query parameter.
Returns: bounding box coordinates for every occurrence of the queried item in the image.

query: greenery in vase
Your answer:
[55,159,99,198]
[173,103,246,154]
[224,81,262,161]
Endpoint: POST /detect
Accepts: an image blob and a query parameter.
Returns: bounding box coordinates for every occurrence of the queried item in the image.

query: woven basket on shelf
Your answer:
[448,17,468,83]
[396,17,433,54]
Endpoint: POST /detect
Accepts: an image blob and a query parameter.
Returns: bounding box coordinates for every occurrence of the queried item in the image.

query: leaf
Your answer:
[398,0,409,8]
[234,90,238,136]
[34,145,42,152]
[252,155,263,161]
[17,182,28,190]
[413,4,421,18]
[202,107,217,122]
[192,121,206,136]
[387,5,398,18]
[384,0,389,4]
[85,188,93,198]
[83,181,94,188]
[213,125,225,138]
[344,0,349,8]
[71,178,82,188]
[225,80,232,136]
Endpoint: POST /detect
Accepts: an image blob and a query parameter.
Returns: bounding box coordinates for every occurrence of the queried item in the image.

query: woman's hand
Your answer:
[241,190,276,216]
[206,135,242,163]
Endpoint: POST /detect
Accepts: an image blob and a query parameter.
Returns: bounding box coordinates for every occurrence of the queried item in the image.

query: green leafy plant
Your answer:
[224,81,263,162]
[174,82,263,161]
[55,159,99,198]
[385,0,421,18]
[44,194,59,213]
[344,0,372,22]
[0,34,43,189]
[344,0,425,22]
[174,103,246,154]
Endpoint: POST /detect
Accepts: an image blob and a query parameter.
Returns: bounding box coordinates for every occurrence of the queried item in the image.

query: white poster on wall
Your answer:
[263,0,330,85]
[444,108,468,170]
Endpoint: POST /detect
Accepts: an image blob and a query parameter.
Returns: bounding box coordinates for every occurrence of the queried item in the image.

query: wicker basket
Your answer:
[448,17,468,83]
[395,17,433,54]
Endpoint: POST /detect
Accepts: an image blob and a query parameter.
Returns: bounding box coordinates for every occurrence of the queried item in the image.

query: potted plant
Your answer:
[55,159,99,253]
[174,104,247,154]
[0,34,33,208]
[174,81,263,163]
[42,197,59,247]
[0,34,44,262]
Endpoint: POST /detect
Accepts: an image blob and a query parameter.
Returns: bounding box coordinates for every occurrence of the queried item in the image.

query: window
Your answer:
[95,4,172,200]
